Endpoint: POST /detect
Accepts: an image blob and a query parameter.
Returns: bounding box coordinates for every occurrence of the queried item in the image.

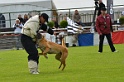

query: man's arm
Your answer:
[40,24,54,35]
[96,17,102,35]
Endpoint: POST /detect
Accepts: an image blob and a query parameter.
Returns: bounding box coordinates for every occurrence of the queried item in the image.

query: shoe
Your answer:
[113,50,118,52]
[28,60,39,74]
[16,48,19,50]
[98,52,102,53]
[72,44,76,47]
[31,71,39,74]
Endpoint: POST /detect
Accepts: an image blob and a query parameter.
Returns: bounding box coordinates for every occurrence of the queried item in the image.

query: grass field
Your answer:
[0,44,124,82]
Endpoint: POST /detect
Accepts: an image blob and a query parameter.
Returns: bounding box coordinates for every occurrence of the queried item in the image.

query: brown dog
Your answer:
[37,34,68,71]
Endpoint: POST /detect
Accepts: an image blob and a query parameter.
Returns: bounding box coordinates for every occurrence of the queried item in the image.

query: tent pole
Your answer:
[9,13,11,28]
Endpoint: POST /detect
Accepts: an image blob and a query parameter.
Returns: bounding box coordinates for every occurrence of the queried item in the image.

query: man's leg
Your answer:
[98,34,105,52]
[21,34,39,74]
[106,33,116,52]
[15,35,19,50]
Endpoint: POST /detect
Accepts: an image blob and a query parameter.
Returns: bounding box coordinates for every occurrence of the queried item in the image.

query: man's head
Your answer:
[18,14,22,18]
[40,23,54,35]
[101,7,107,15]
[99,0,102,3]
[75,10,79,15]
[15,19,20,24]
[39,13,49,24]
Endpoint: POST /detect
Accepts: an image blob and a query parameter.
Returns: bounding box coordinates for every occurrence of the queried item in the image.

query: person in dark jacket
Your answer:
[97,0,105,16]
[23,14,29,24]
[18,14,24,24]
[96,7,118,53]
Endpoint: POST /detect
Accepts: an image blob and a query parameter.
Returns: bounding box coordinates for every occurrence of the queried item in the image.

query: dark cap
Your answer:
[101,7,107,11]
[40,13,49,23]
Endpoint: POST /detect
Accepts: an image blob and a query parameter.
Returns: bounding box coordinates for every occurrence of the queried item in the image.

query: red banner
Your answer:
[112,31,124,44]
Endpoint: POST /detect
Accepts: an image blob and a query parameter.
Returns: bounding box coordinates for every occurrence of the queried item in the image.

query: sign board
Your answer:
[107,0,114,23]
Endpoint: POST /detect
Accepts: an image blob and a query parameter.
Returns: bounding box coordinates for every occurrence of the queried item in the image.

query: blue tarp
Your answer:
[78,33,94,46]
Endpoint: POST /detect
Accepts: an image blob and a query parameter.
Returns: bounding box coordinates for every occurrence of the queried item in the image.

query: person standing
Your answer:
[21,13,54,74]
[96,7,118,53]
[23,14,29,24]
[97,0,105,16]
[52,17,59,29]
[13,19,23,50]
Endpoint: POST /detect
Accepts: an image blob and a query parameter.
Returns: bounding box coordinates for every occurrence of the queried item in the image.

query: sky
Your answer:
[0,0,123,9]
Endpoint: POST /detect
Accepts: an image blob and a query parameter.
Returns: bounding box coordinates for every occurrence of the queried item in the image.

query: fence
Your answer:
[0,6,124,49]
[0,5,124,29]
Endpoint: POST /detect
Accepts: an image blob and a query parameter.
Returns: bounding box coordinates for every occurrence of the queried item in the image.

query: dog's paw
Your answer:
[38,53,43,55]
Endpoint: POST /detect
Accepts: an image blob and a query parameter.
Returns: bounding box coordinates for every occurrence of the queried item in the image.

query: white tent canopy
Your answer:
[0,0,53,13]
[52,0,124,16]
[0,0,124,28]
[53,0,124,9]
[0,0,123,9]
[0,0,55,28]
[0,0,50,4]
[0,0,123,13]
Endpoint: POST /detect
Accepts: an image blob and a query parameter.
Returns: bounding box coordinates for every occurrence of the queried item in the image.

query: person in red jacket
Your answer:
[96,7,117,53]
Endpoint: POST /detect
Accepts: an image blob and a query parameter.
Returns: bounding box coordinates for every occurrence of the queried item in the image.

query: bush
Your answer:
[119,16,124,25]
[47,21,55,28]
[59,20,68,28]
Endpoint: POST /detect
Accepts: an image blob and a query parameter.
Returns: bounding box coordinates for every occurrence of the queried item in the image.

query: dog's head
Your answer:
[36,33,42,39]
[36,33,46,42]
[36,33,47,48]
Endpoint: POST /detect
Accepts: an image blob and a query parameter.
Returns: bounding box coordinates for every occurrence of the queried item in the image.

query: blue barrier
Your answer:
[78,33,94,46]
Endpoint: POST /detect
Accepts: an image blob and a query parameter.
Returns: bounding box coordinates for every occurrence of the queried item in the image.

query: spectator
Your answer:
[0,13,6,28]
[13,19,23,50]
[23,14,29,24]
[52,17,59,29]
[122,11,124,16]
[18,14,24,24]
[97,0,105,16]
[73,10,85,26]
[96,7,118,53]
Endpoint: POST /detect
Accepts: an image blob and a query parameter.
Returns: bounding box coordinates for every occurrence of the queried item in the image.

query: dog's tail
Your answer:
[62,37,66,47]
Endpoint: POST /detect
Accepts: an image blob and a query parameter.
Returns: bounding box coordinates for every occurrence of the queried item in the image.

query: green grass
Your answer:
[0,44,124,82]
